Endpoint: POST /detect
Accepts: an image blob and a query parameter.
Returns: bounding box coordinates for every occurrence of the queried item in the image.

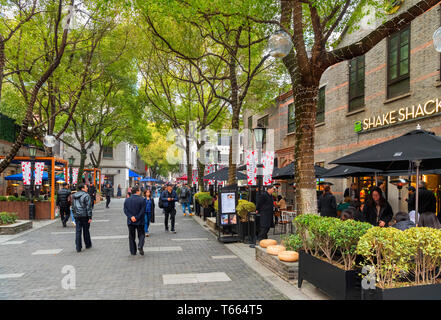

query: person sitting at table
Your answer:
[337,196,352,217]
[340,207,355,221]
[276,195,286,211]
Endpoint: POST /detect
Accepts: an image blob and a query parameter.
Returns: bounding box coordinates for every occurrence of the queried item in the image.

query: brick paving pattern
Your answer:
[0,198,289,300]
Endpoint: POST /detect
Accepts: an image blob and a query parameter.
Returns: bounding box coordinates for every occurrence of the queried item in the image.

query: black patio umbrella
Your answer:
[237,164,247,171]
[203,167,247,181]
[331,128,441,224]
[272,162,327,179]
[320,165,381,178]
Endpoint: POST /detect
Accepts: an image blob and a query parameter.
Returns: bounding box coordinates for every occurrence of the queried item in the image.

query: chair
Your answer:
[273,211,292,235]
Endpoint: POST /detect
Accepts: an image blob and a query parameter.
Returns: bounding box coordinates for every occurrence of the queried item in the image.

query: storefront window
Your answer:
[348,55,365,112]
[387,26,410,99]
[288,103,295,133]
[316,86,325,124]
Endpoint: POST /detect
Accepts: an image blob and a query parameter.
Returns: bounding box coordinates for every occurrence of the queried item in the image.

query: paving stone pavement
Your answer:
[0,198,296,300]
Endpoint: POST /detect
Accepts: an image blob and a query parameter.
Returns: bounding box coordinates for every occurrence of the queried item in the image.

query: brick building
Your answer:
[245,1,441,213]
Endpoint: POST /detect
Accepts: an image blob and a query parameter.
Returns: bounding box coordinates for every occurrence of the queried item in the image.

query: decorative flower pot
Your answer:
[298,251,362,300]
[362,283,441,300]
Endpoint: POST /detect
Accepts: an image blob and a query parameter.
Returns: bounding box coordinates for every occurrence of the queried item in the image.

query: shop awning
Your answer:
[129,170,140,178]
[5,172,64,181]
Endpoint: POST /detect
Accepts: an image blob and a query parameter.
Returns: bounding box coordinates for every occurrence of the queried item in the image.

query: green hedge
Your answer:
[293,214,372,270]
[236,199,256,222]
[0,212,18,225]
[357,227,441,289]
[194,192,213,208]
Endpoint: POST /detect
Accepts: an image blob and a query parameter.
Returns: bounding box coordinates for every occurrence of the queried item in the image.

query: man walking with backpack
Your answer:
[56,182,71,227]
[160,183,178,233]
[124,186,146,255]
[179,184,193,216]
[72,183,93,252]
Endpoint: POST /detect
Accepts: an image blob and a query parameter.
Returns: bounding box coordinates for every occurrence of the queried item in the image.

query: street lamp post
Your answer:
[68,156,75,190]
[253,125,266,197]
[28,145,37,220]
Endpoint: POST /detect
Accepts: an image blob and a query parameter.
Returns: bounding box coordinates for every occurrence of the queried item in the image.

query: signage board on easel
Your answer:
[217,184,239,243]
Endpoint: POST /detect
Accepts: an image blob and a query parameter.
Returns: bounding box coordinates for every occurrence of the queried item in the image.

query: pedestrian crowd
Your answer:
[56,179,196,255]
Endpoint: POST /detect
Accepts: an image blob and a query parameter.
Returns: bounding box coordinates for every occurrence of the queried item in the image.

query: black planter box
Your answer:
[362,283,441,300]
[195,200,201,216]
[238,221,249,242]
[298,251,361,300]
[203,207,210,221]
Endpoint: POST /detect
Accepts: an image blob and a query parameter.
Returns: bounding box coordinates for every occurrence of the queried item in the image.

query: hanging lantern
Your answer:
[43,134,57,148]
[433,26,441,52]
[268,30,293,58]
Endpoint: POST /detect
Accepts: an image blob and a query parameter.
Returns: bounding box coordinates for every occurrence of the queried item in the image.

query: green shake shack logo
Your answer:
[384,0,404,14]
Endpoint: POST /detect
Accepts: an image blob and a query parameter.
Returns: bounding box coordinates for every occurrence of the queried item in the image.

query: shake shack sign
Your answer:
[354,98,441,133]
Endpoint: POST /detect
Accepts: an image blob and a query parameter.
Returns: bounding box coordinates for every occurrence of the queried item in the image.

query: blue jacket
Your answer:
[124,194,146,226]
[161,190,178,209]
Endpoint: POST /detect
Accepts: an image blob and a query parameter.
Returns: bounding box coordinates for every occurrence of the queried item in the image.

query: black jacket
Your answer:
[57,188,71,208]
[256,192,274,228]
[161,190,178,209]
[362,201,393,226]
[406,192,416,212]
[417,187,436,214]
[124,194,146,226]
[72,191,92,219]
[318,193,337,217]
[104,186,112,197]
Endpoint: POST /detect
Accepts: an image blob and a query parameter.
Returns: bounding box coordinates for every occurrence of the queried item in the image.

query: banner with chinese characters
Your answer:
[262,151,275,185]
[205,164,215,185]
[72,168,79,185]
[192,169,198,185]
[245,150,257,186]
[21,162,31,185]
[34,162,45,186]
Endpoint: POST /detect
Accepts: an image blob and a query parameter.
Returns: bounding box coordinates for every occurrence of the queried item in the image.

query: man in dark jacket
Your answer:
[72,183,93,252]
[256,185,275,242]
[416,181,436,214]
[318,185,337,217]
[124,186,146,255]
[161,184,178,233]
[88,183,96,210]
[405,186,416,213]
[56,182,71,227]
[104,183,112,208]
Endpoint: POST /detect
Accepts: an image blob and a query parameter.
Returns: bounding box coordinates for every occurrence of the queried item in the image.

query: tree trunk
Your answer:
[0,36,5,103]
[185,127,192,187]
[78,150,87,184]
[228,109,239,186]
[292,84,319,215]
[197,159,205,192]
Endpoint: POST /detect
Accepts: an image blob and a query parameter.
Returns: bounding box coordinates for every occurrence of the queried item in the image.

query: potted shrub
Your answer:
[194,192,213,220]
[295,214,372,300]
[235,199,256,241]
[358,227,441,300]
[0,212,18,225]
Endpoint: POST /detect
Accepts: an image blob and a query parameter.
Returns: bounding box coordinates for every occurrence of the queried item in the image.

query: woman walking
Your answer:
[362,186,393,227]
[117,184,122,199]
[144,189,155,237]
